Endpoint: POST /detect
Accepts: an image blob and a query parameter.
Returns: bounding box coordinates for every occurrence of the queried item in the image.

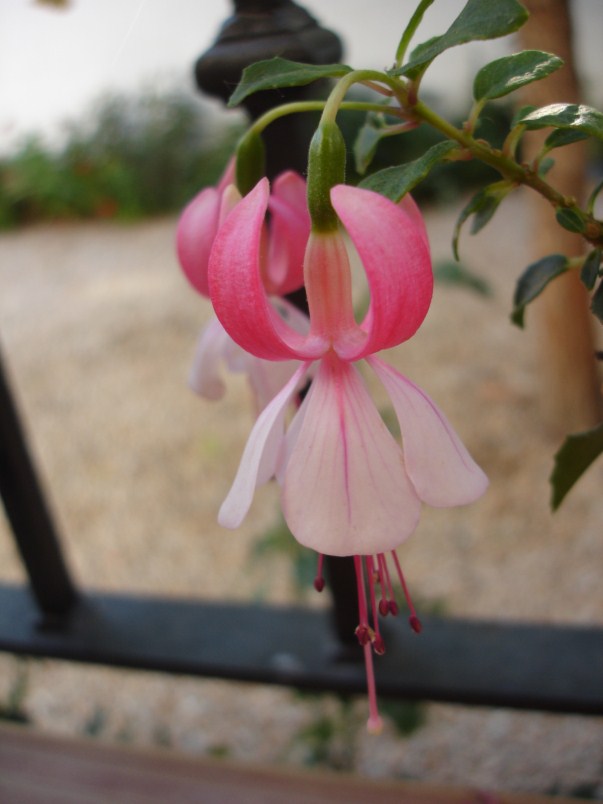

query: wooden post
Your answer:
[518,0,602,434]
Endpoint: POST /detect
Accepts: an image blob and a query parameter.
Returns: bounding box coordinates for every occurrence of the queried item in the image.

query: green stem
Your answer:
[395,0,436,67]
[411,99,603,246]
[248,98,404,139]
[321,70,402,125]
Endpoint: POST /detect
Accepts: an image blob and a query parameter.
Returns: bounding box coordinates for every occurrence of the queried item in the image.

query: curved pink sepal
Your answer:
[369,356,489,507]
[330,185,433,359]
[282,357,421,556]
[209,179,318,361]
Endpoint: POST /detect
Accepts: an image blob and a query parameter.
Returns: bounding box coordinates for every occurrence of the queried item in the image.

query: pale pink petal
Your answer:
[369,356,489,507]
[330,185,433,360]
[209,179,319,361]
[218,363,309,529]
[282,357,421,556]
[188,317,232,400]
[266,171,310,295]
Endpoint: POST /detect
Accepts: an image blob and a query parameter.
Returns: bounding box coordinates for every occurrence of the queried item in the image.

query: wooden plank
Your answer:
[0,584,602,715]
[0,724,585,804]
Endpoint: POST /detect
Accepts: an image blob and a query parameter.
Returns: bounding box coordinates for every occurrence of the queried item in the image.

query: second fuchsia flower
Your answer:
[177,161,311,410]
[206,135,488,730]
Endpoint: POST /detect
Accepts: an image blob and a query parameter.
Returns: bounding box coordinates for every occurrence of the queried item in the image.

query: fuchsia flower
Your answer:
[208,177,488,732]
[177,163,311,410]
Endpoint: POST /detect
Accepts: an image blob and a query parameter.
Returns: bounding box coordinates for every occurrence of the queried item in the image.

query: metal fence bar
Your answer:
[1,583,601,715]
[0,348,77,619]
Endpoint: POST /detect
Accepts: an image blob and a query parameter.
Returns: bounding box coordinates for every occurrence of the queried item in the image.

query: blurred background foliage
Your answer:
[0,90,242,229]
[2,87,601,231]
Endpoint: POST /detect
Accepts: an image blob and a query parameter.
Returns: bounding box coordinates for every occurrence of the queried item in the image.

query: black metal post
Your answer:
[195,0,358,649]
[0,346,77,619]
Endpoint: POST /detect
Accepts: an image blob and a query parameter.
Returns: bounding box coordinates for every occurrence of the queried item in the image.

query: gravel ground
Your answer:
[0,195,602,798]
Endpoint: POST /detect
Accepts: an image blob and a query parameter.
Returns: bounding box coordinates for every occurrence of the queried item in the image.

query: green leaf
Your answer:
[537,157,555,177]
[394,0,529,77]
[473,50,563,101]
[544,127,589,151]
[550,423,603,509]
[434,260,492,296]
[354,115,388,175]
[517,103,603,141]
[580,248,602,290]
[511,104,537,128]
[591,279,603,323]
[511,254,569,328]
[358,140,457,201]
[453,183,511,259]
[227,58,351,107]
[555,206,587,234]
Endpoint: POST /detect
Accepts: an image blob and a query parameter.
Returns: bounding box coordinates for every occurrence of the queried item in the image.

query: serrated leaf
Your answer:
[354,116,387,175]
[394,0,529,77]
[434,260,492,296]
[473,50,563,101]
[511,254,569,327]
[227,58,352,107]
[517,103,603,141]
[452,183,510,259]
[555,206,587,233]
[544,127,589,151]
[358,140,457,201]
[591,279,603,323]
[550,423,603,509]
[580,248,602,290]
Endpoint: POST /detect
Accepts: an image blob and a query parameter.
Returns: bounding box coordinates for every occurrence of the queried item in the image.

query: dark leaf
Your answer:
[580,248,602,290]
[517,103,603,141]
[394,0,529,77]
[473,50,563,101]
[434,260,492,296]
[511,254,569,327]
[544,127,589,151]
[354,115,388,175]
[550,423,603,509]
[555,206,587,234]
[228,58,351,107]
[591,279,603,323]
[358,140,457,201]
[453,183,510,259]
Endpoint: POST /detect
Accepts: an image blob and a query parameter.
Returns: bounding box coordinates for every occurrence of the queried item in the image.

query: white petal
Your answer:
[282,358,421,556]
[218,364,308,528]
[369,356,488,507]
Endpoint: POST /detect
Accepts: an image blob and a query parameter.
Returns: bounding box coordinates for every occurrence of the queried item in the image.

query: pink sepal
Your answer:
[209,179,319,361]
[330,185,433,359]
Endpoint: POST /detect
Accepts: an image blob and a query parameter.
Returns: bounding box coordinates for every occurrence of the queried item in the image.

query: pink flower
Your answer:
[176,164,311,410]
[208,178,488,731]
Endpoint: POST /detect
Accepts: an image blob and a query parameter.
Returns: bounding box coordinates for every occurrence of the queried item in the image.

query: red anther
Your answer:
[409,614,422,633]
[355,624,372,646]
[373,634,386,655]
[388,600,399,616]
[378,599,389,617]
[313,577,325,592]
